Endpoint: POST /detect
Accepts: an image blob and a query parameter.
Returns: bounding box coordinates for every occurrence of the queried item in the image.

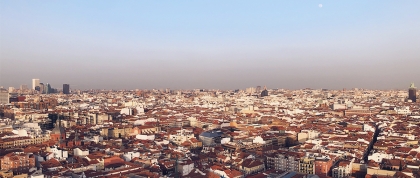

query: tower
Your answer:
[20,85,28,91]
[39,83,45,94]
[256,86,262,93]
[408,83,417,102]
[63,84,70,94]
[32,79,40,90]
[0,88,9,104]
[50,116,66,146]
[261,86,269,97]
[45,83,51,94]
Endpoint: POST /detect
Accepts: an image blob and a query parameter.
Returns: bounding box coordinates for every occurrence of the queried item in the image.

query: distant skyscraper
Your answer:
[32,79,40,90]
[8,87,14,93]
[20,85,28,91]
[246,87,256,94]
[408,83,417,102]
[45,83,51,94]
[256,86,262,93]
[63,84,70,94]
[0,88,9,104]
[39,83,44,93]
[261,86,269,97]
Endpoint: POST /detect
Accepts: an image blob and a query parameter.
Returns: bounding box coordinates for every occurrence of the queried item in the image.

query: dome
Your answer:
[51,125,65,134]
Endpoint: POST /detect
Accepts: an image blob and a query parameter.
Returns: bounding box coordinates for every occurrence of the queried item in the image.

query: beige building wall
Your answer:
[367,168,396,177]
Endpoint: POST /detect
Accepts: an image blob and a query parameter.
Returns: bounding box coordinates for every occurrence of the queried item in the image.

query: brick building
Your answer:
[314,157,334,177]
[0,152,35,174]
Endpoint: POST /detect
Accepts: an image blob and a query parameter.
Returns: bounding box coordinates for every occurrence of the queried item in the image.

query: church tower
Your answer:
[50,116,66,146]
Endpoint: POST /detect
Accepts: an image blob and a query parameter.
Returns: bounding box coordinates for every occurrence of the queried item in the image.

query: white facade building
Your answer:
[177,160,194,176]
[253,136,266,144]
[74,148,89,157]
[32,79,40,90]
[122,151,140,162]
[394,106,411,115]
[49,145,68,160]
[169,129,195,144]
[368,152,393,163]
[332,158,354,178]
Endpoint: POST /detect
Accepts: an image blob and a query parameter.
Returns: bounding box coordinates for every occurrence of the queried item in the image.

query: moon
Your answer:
[319,4,323,8]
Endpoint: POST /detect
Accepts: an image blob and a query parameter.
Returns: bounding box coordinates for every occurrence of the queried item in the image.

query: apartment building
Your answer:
[265,151,302,172]
[0,152,35,174]
[299,157,315,175]
[0,136,50,149]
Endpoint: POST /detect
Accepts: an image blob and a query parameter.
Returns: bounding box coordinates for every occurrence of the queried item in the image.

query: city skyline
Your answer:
[2,78,419,91]
[1,1,420,90]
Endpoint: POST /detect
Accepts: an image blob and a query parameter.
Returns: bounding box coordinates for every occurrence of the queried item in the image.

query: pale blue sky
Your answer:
[1,1,419,90]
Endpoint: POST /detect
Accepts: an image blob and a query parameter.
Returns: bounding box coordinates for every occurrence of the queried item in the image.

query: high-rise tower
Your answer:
[32,79,40,90]
[256,86,262,93]
[0,88,9,104]
[39,83,44,93]
[63,84,70,94]
[409,83,417,102]
[261,86,269,97]
[45,83,51,94]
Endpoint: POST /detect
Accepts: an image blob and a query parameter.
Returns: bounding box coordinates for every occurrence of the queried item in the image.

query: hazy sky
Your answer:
[1,1,419,90]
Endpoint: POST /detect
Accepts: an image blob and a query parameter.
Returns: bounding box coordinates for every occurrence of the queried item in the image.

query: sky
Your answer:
[1,1,419,90]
